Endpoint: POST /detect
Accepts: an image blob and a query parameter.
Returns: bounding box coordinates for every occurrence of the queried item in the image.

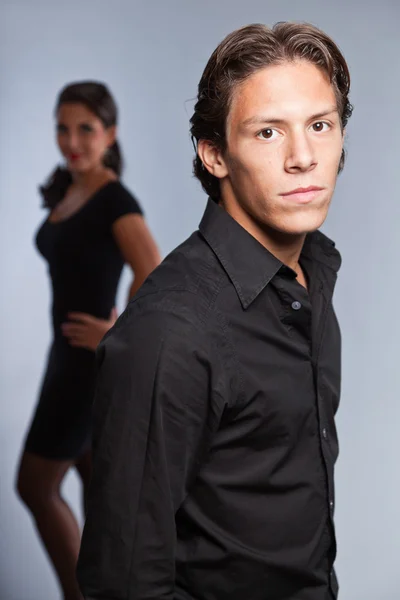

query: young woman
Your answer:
[16,81,161,600]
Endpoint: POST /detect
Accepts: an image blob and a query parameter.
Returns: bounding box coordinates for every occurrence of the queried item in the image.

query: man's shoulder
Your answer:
[132,230,224,317]
[100,232,227,362]
[107,231,225,345]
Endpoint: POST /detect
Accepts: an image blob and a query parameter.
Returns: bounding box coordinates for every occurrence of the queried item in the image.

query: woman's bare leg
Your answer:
[75,448,92,516]
[16,451,83,600]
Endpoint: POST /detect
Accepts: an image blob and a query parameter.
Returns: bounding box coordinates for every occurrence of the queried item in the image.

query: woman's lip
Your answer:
[69,154,81,161]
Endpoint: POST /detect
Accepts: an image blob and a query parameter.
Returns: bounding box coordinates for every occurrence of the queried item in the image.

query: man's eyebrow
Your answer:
[241,107,339,128]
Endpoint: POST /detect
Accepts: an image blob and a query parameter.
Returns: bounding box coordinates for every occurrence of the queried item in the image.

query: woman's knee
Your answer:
[16,452,70,512]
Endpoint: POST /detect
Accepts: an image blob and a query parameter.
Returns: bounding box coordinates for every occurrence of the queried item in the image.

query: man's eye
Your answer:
[312,122,330,132]
[257,128,278,140]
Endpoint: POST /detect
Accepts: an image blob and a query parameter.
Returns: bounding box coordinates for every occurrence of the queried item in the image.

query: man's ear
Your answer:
[197,139,228,179]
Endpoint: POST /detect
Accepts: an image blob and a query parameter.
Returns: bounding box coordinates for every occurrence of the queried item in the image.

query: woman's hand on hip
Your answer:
[61,308,118,351]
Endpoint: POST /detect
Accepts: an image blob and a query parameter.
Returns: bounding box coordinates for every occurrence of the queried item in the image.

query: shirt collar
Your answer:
[199,198,341,309]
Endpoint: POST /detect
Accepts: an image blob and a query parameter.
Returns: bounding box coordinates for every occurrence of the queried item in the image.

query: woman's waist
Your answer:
[51,297,115,325]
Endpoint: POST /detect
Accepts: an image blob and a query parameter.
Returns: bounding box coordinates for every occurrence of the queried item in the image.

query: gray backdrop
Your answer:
[1,1,399,599]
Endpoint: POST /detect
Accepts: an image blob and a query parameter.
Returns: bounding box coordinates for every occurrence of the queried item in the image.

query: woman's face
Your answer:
[56,102,115,174]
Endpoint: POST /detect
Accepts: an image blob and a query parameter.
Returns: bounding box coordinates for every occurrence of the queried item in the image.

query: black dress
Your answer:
[24,181,143,460]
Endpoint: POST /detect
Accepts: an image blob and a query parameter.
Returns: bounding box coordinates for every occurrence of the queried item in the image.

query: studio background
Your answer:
[1,1,399,598]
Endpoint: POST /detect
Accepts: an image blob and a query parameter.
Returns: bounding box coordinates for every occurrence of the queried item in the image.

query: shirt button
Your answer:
[291,301,302,310]
[322,428,328,439]
[329,500,334,510]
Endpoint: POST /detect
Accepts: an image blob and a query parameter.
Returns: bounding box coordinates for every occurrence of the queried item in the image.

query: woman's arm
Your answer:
[112,213,161,300]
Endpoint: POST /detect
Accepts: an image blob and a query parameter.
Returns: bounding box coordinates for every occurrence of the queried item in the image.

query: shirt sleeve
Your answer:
[76,298,227,600]
[106,183,144,226]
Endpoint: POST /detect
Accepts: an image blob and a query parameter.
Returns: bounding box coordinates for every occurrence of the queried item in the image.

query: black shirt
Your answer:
[35,181,143,343]
[77,198,342,600]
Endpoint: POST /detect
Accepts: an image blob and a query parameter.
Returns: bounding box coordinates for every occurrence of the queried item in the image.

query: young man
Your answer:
[78,22,353,600]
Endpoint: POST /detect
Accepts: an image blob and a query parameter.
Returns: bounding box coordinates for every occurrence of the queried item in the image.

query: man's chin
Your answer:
[273,211,329,237]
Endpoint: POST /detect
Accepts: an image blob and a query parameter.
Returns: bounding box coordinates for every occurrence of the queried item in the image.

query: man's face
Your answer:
[201,60,345,238]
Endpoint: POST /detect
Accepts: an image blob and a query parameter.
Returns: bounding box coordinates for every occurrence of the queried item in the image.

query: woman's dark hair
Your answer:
[40,81,123,208]
[190,22,354,201]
